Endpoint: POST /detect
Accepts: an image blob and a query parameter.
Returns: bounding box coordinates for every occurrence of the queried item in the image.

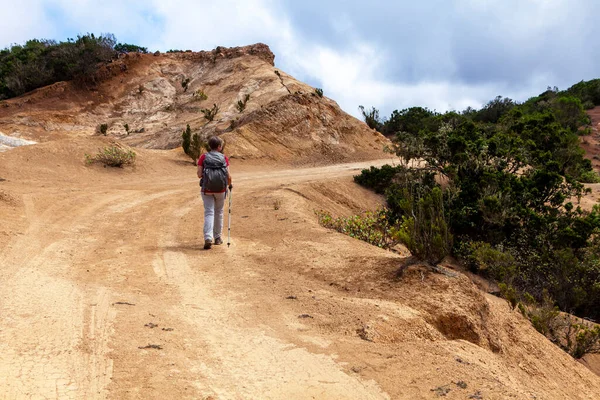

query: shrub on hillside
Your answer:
[473,96,516,124]
[354,164,403,194]
[518,291,600,359]
[182,124,192,155]
[315,88,323,98]
[85,146,136,167]
[395,186,453,265]
[181,77,190,92]
[358,105,383,131]
[188,133,204,165]
[99,123,108,135]
[316,191,451,266]
[579,170,600,183]
[315,209,399,249]
[201,104,219,121]
[193,89,208,101]
[455,241,516,280]
[565,79,600,107]
[236,94,250,112]
[181,124,206,164]
[0,33,118,100]
[382,107,438,137]
[114,43,148,53]
[354,92,600,321]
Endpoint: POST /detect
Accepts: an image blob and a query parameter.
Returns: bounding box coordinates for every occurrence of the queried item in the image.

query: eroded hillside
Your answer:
[0,44,386,164]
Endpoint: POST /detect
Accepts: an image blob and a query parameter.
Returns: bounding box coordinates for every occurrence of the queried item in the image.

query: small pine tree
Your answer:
[189,133,203,165]
[396,186,452,265]
[182,124,192,156]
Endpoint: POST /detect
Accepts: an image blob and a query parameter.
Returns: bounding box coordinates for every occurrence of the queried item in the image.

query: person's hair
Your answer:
[208,136,223,150]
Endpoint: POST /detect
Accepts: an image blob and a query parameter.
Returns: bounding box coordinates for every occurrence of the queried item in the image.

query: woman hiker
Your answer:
[197,136,233,250]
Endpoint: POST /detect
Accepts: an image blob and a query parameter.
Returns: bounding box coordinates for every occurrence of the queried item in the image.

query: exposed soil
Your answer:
[583,106,600,172]
[1,138,599,399]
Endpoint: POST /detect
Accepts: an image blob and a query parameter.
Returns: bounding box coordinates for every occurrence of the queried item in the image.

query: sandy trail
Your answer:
[0,159,393,399]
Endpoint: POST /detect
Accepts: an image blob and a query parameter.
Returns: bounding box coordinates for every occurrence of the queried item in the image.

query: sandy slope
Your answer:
[1,139,599,399]
[0,45,387,165]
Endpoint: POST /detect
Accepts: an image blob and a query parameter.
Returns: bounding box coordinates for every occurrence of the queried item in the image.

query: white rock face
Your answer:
[0,132,37,152]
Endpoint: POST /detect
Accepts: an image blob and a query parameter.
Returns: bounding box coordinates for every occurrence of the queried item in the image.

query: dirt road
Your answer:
[0,158,395,399]
[1,149,599,399]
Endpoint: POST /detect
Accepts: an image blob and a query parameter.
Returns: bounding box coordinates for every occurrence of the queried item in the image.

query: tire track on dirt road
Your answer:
[0,187,184,399]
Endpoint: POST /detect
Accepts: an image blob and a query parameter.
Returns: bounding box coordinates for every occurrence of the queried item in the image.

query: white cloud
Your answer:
[285,42,539,117]
[2,0,600,120]
[0,0,57,45]
[147,0,291,51]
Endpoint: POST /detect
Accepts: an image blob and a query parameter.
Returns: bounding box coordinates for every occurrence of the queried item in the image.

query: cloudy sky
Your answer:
[2,0,600,118]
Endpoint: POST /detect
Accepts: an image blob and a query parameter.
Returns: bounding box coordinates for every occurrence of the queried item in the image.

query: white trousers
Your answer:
[201,192,226,241]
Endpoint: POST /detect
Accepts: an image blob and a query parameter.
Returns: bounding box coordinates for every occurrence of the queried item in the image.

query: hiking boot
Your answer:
[214,237,223,245]
[204,239,212,250]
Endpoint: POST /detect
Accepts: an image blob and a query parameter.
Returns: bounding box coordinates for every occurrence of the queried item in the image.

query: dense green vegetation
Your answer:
[354,83,600,326]
[0,34,147,100]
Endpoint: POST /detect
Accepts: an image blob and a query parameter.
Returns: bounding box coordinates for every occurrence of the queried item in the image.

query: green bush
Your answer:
[181,77,190,92]
[193,89,208,101]
[521,290,560,336]
[355,89,600,321]
[579,170,600,183]
[570,322,600,358]
[0,34,118,100]
[316,187,452,266]
[201,104,219,121]
[236,94,250,112]
[315,209,399,249]
[315,88,324,98]
[565,79,600,107]
[383,107,438,137]
[458,241,516,280]
[519,292,600,359]
[114,43,148,53]
[583,101,595,110]
[188,133,204,165]
[473,96,516,124]
[358,105,383,131]
[181,124,205,164]
[85,146,136,167]
[395,187,453,265]
[354,164,403,194]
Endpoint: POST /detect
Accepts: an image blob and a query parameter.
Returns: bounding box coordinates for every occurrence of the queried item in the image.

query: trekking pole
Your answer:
[227,186,232,247]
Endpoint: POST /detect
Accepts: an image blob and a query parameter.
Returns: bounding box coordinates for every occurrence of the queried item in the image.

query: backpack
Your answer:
[202,151,228,192]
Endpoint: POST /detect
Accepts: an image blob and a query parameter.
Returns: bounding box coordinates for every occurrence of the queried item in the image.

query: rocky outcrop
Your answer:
[0,43,386,164]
